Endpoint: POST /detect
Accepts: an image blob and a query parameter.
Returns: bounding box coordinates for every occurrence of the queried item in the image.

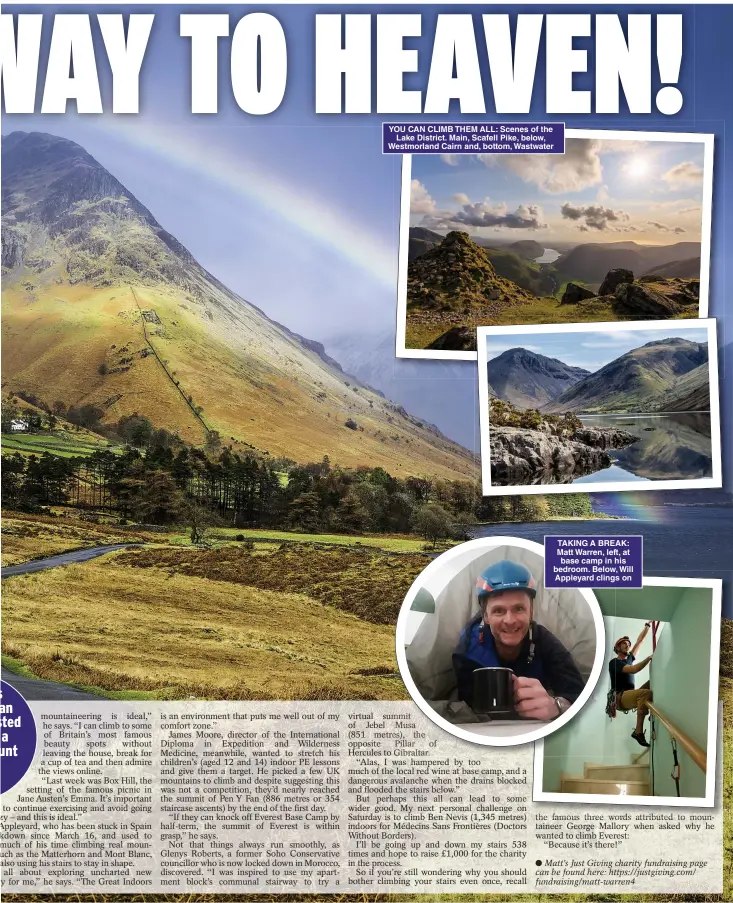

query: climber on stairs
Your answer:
[608,624,654,748]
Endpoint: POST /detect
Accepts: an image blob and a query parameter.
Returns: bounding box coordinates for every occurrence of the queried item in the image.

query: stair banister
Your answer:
[647,702,706,774]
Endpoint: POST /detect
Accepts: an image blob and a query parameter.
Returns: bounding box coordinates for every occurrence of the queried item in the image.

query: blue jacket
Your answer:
[453,616,584,711]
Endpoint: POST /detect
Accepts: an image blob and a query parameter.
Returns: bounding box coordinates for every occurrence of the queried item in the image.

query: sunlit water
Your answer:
[471,505,733,614]
[534,248,561,264]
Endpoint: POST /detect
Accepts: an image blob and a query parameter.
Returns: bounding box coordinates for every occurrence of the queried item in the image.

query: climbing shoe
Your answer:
[631,731,650,748]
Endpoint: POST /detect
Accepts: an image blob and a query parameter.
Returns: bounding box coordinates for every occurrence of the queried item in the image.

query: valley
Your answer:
[405,229,703,351]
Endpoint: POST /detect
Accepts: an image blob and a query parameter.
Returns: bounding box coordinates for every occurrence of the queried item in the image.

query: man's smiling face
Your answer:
[483,590,532,649]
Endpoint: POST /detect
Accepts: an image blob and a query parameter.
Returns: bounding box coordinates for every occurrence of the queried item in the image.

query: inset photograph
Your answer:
[397,129,713,359]
[477,319,721,495]
[534,577,721,807]
[396,537,604,746]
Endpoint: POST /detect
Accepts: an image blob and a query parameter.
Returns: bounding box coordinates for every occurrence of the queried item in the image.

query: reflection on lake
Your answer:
[534,248,561,264]
[573,413,713,483]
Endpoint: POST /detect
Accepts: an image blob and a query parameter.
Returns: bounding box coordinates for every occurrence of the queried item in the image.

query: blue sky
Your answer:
[487,327,709,372]
[410,139,705,245]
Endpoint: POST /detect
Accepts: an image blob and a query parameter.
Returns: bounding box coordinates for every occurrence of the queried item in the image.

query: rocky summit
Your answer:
[559,268,699,318]
[407,230,534,315]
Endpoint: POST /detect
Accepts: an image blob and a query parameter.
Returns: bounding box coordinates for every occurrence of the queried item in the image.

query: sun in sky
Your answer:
[410,137,707,245]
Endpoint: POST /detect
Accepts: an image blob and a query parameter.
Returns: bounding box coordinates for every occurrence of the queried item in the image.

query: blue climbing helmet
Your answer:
[476,560,537,601]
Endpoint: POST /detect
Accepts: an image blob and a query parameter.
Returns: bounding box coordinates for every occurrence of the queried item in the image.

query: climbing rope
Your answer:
[670,737,681,797]
[650,713,656,795]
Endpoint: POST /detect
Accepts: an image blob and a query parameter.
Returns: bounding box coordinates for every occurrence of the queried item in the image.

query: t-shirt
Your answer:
[609,654,635,693]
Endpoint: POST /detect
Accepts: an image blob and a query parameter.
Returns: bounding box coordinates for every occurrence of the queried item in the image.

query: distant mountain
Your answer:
[554,241,702,286]
[326,330,480,452]
[487,348,591,409]
[505,240,545,260]
[474,244,556,296]
[643,257,702,280]
[655,362,710,413]
[543,337,709,414]
[1,131,474,478]
[408,227,444,261]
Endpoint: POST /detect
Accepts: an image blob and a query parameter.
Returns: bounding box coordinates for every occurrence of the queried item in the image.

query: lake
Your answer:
[471,504,733,615]
[534,248,561,264]
[573,413,713,484]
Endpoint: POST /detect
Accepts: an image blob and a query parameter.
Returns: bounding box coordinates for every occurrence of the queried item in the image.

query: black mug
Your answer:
[472,667,515,714]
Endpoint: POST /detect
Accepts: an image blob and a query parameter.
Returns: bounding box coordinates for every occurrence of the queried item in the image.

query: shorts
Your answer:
[618,687,653,712]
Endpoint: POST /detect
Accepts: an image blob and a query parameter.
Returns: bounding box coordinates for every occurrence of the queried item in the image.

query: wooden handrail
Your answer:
[648,702,706,774]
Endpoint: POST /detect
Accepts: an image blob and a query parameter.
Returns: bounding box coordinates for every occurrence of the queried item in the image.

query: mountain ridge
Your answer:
[487,347,591,409]
[542,337,709,414]
[2,131,474,478]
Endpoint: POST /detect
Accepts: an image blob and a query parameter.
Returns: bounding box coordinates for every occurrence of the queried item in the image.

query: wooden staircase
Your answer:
[560,762,650,796]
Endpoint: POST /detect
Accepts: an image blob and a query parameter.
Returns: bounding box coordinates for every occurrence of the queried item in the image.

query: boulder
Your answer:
[426,326,476,351]
[561,283,597,305]
[572,427,639,450]
[489,425,638,486]
[612,282,680,317]
[599,268,634,296]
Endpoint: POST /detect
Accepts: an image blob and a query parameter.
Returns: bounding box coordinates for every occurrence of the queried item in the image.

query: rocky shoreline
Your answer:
[490,424,639,486]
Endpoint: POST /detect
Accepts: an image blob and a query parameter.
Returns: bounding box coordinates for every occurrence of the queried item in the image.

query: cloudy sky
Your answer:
[411,138,706,247]
[487,327,709,373]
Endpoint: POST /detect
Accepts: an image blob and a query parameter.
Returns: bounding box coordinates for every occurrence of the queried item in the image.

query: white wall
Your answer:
[542,615,654,790]
[649,587,711,799]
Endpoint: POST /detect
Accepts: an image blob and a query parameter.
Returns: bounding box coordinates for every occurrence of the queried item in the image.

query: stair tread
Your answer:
[563,776,649,785]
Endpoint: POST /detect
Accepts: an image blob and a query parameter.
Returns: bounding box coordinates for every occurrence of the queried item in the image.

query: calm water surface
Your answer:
[573,413,713,484]
[534,248,561,264]
[472,505,732,614]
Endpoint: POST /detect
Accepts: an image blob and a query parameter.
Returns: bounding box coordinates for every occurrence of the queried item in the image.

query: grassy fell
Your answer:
[0,511,150,566]
[1,428,120,459]
[3,279,474,480]
[1,555,407,701]
[116,543,431,626]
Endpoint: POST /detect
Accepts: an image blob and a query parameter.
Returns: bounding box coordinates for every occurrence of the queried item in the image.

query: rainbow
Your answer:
[596,493,675,523]
[83,118,396,289]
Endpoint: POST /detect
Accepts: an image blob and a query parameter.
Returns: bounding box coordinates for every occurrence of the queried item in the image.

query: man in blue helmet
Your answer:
[453,560,585,720]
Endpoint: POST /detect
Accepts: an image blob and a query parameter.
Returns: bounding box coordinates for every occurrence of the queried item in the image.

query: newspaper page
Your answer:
[1,4,731,903]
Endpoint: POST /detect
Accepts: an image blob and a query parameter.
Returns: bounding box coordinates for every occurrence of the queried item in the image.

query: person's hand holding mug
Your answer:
[512,675,562,721]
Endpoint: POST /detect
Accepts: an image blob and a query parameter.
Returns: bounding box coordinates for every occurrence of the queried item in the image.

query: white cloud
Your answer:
[662,161,704,189]
[410,180,437,215]
[646,220,686,234]
[597,139,649,154]
[448,197,547,230]
[561,202,630,231]
[441,154,459,166]
[477,138,604,194]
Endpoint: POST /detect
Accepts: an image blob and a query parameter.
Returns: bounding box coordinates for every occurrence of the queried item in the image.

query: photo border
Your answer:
[396,128,714,361]
[533,575,722,808]
[476,317,722,496]
[395,535,606,748]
